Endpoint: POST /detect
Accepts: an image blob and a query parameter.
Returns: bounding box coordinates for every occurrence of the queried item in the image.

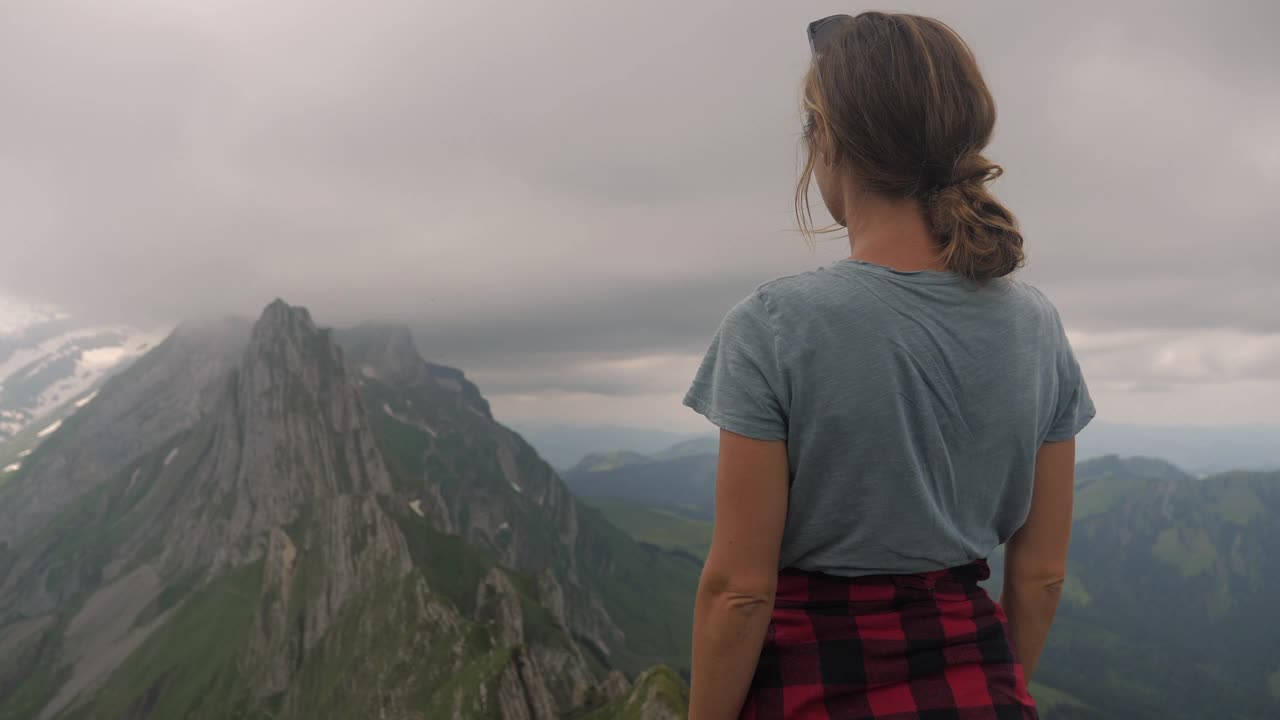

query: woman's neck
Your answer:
[845,191,946,272]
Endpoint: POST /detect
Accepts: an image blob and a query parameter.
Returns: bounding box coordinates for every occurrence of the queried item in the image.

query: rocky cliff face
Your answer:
[339,325,700,676]
[0,301,695,719]
[158,301,398,574]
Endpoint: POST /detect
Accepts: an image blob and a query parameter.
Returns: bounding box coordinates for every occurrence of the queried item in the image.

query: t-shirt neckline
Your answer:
[832,258,967,285]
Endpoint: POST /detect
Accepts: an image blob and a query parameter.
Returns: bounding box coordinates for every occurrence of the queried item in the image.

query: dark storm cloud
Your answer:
[1,0,1277,422]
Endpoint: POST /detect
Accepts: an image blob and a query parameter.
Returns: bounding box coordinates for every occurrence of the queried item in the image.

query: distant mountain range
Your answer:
[554,419,1280,523]
[527,419,1279,481]
[561,438,718,522]
[505,423,711,471]
[0,301,690,719]
[1076,422,1280,475]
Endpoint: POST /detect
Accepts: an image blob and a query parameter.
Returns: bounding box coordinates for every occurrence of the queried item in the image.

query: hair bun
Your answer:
[925,151,1024,281]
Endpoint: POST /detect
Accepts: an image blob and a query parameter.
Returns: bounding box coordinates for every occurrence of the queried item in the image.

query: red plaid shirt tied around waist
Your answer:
[740,560,1038,720]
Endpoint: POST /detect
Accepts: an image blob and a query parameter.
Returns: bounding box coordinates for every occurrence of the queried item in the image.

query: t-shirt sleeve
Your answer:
[1044,316,1096,443]
[683,292,789,441]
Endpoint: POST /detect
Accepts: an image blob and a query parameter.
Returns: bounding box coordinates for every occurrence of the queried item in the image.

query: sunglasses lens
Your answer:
[808,15,848,54]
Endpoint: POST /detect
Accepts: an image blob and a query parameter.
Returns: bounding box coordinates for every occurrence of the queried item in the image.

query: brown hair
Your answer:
[796,12,1023,282]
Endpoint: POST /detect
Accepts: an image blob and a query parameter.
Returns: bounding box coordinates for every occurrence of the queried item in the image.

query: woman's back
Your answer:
[685,258,1092,576]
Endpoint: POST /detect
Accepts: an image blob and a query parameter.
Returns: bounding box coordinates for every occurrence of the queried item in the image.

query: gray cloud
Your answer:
[1,0,1277,426]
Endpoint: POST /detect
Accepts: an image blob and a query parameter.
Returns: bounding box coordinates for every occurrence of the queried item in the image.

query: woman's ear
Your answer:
[810,122,830,165]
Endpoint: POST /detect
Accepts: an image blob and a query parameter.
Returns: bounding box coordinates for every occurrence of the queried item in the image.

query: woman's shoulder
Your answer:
[750,265,852,315]
[1002,277,1067,323]
[712,270,841,345]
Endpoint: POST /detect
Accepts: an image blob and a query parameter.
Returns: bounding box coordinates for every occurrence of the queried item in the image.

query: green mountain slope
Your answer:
[568,666,688,720]
[578,497,712,559]
[338,324,701,678]
[1035,456,1280,719]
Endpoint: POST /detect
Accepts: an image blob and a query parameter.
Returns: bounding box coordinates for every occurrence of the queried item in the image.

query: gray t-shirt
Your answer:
[684,258,1095,577]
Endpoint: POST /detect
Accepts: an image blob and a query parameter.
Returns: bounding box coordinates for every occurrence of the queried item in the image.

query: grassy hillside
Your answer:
[1036,459,1280,719]
[567,666,688,720]
[579,497,712,559]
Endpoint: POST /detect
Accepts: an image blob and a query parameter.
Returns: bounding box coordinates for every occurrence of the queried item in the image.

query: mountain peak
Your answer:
[229,299,392,515]
[252,299,318,343]
[1077,454,1196,484]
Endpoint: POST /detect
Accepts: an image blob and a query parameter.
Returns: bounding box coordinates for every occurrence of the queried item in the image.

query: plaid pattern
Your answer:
[740,560,1038,720]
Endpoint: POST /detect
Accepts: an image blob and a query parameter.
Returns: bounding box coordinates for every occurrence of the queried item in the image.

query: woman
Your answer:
[683,12,1094,720]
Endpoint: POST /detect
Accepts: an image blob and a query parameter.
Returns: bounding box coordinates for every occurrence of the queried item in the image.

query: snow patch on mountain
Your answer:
[381,401,438,437]
[23,331,159,422]
[36,419,62,438]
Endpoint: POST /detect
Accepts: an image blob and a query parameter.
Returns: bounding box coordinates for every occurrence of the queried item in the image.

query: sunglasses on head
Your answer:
[807,14,853,55]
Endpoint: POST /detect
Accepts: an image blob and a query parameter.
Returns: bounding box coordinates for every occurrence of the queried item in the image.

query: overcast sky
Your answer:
[2,0,1277,430]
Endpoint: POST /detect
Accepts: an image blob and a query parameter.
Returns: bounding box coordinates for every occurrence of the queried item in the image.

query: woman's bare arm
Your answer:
[689,429,789,720]
[1000,438,1075,679]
